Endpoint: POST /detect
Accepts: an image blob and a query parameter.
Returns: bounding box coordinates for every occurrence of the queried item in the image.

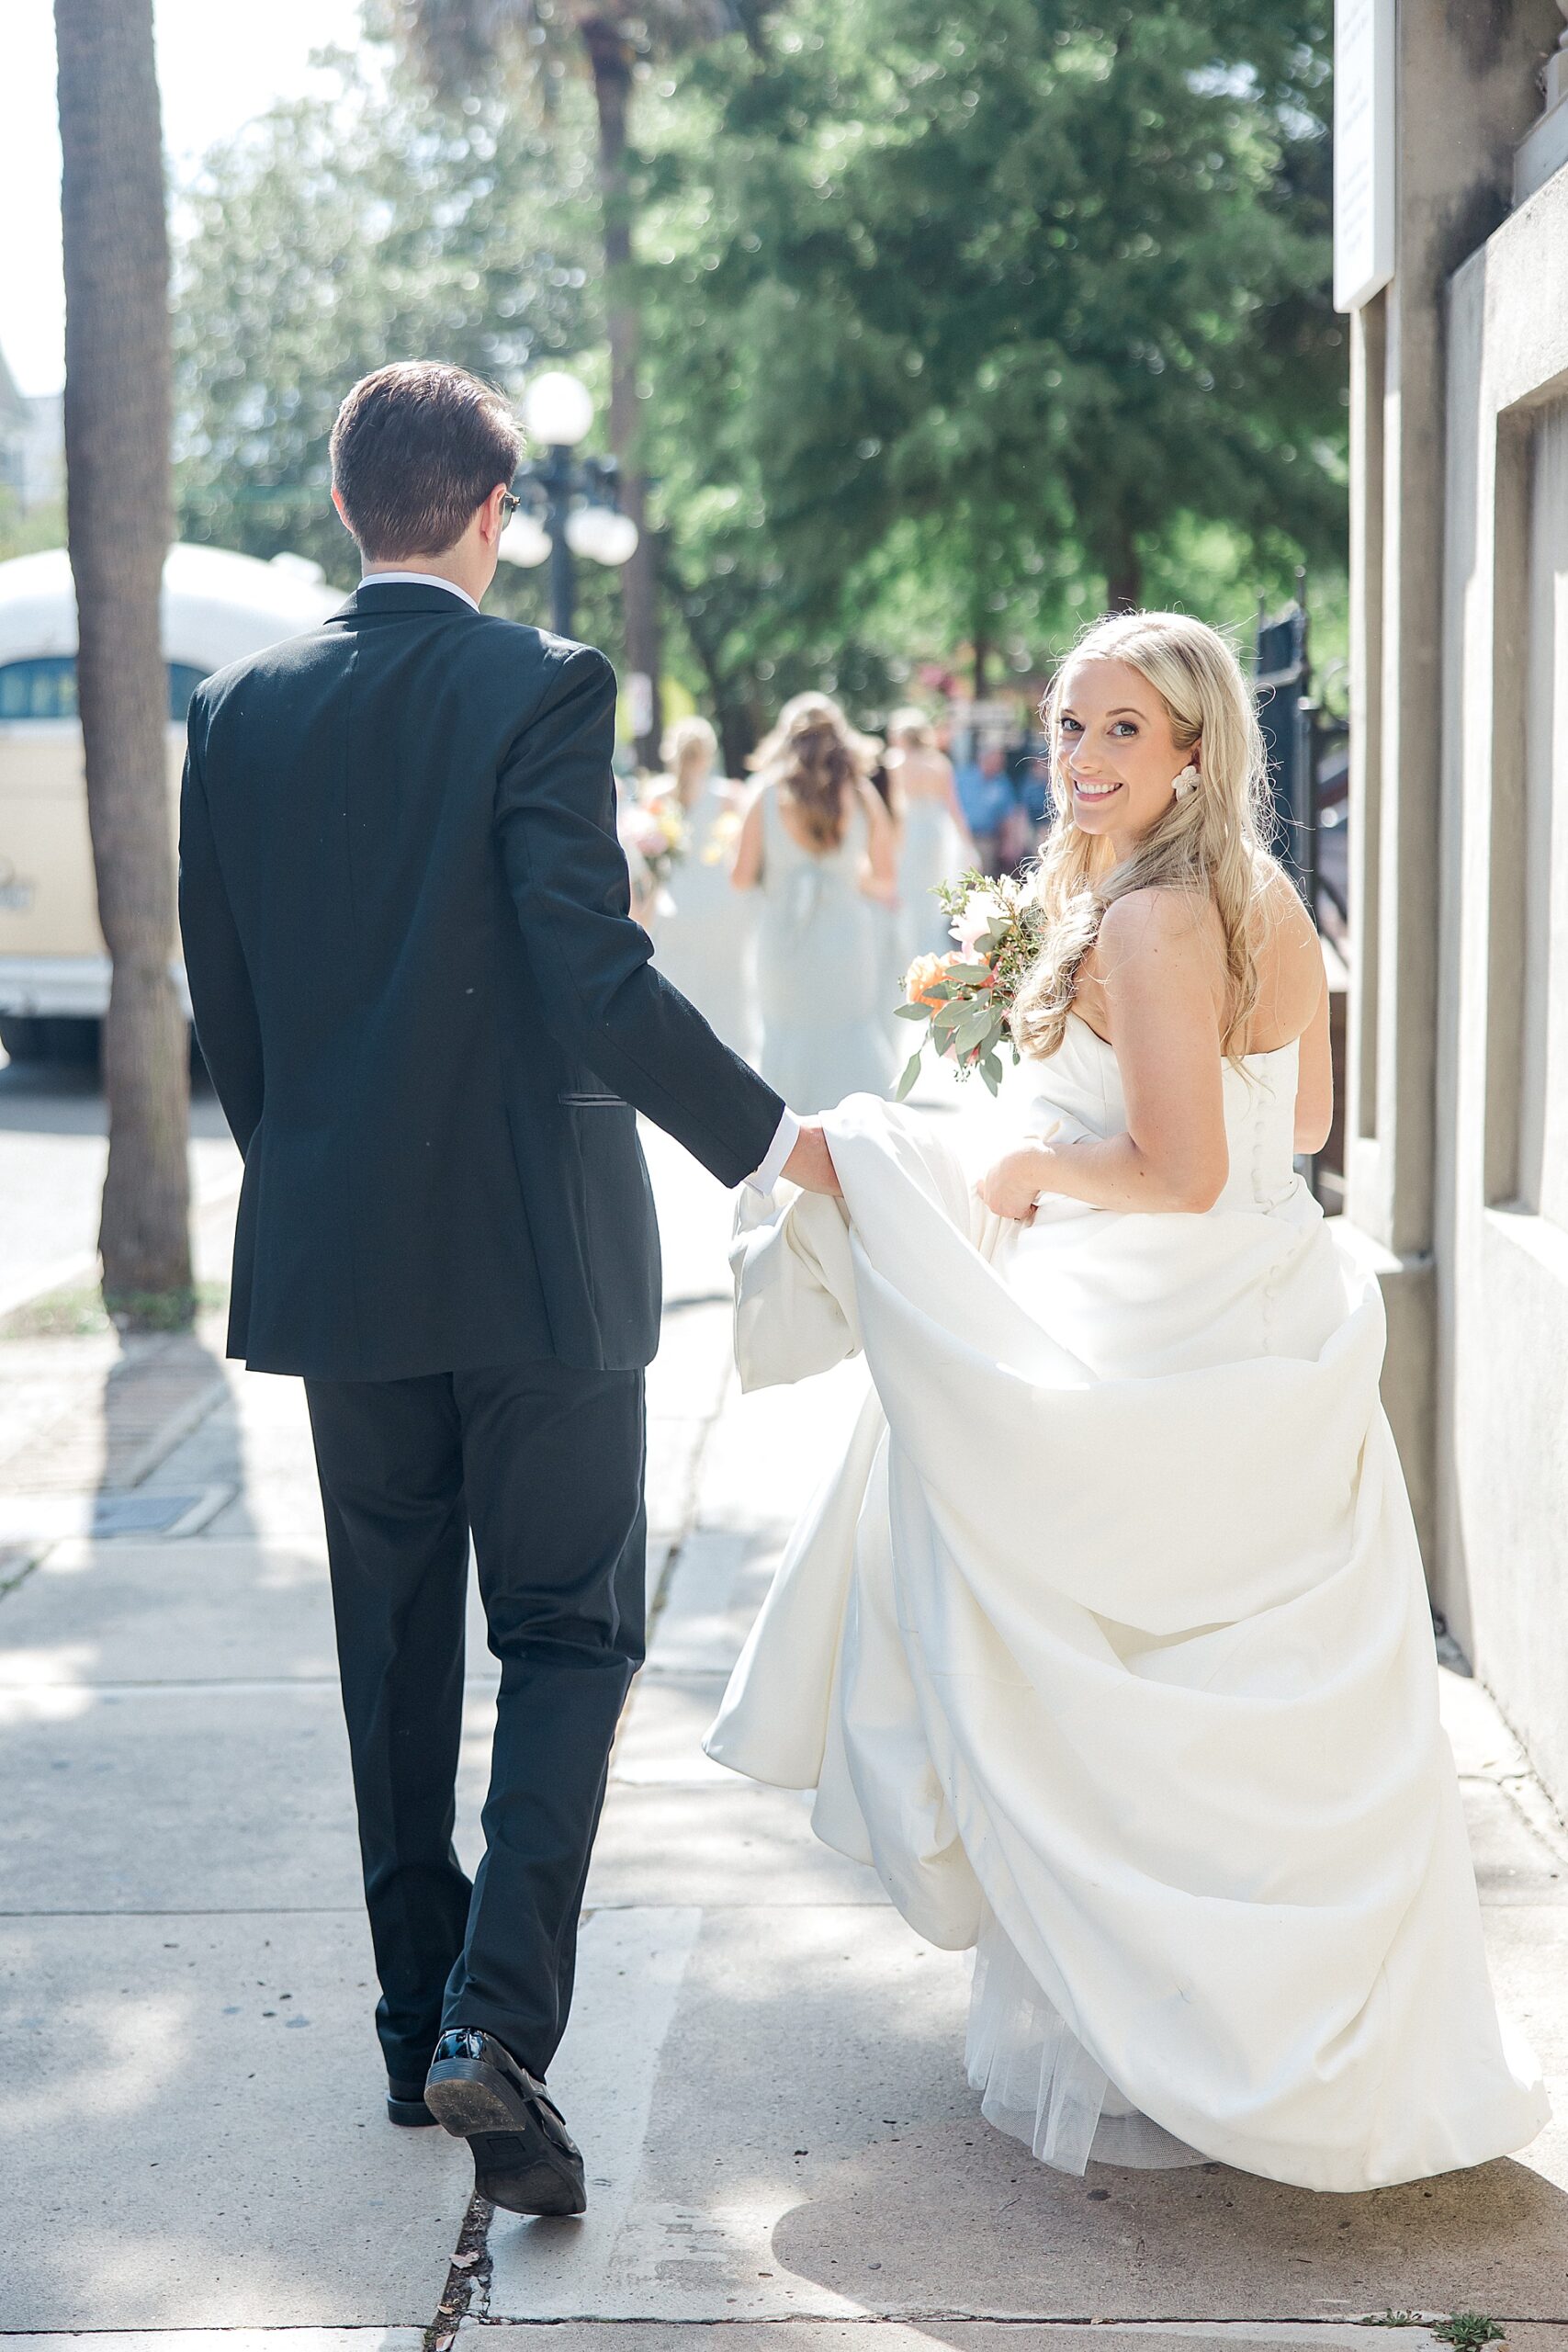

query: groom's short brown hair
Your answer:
[330,362,522,561]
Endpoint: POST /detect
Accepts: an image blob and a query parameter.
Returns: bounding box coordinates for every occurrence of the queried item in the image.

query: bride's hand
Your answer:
[976,1142,1055,1223]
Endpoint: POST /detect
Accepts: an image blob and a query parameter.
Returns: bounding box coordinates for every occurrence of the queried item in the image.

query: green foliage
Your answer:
[169,1,1348,751]
[0,491,66,561]
[635,0,1345,727]
[0,1278,227,1340]
[896,871,1047,1096]
[172,40,604,596]
[1363,2316,1504,2351]
[1434,2320,1506,2352]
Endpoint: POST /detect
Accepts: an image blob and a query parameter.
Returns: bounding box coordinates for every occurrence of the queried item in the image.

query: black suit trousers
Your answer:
[304,1360,646,2086]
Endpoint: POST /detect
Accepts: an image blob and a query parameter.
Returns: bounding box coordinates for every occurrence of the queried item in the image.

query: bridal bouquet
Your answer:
[895,869,1048,1099]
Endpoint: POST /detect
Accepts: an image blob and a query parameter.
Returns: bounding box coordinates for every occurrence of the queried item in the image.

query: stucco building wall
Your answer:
[1344,0,1568,1807]
[1435,164,1568,1801]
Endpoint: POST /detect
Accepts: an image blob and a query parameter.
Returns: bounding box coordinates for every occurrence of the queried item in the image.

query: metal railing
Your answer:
[1254,590,1350,1210]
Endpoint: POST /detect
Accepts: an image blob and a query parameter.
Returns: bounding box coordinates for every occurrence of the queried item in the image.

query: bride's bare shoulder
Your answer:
[1094,884,1223,968]
[1076,888,1223,1037]
[1249,862,1323,1020]
[1251,859,1315,941]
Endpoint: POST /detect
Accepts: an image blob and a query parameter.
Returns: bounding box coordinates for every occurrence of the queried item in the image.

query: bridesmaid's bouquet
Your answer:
[896,870,1047,1098]
[699,807,743,866]
[621,795,690,888]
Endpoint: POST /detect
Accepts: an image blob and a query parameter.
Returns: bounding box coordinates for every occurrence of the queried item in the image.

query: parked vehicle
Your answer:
[0,542,343,1061]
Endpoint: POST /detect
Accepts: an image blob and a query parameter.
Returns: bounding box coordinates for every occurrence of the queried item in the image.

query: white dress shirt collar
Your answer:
[358,571,479,613]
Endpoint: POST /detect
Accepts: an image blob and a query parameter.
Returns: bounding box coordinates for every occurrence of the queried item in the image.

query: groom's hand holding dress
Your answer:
[783,1120,840,1196]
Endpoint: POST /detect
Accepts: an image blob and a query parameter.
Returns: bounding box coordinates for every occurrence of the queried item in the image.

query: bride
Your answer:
[707,610,1548,2190]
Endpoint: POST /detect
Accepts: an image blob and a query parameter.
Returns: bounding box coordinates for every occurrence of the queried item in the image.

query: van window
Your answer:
[0,658,209,723]
[0,657,78,720]
[167,664,206,721]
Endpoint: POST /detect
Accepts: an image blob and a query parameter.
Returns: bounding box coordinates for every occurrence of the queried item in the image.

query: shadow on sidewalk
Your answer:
[771,2129,1568,2324]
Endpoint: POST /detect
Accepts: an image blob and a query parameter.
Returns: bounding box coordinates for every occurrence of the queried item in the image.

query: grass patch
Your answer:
[1363,2317,1506,2351]
[0,1544,44,1602]
[1,1279,227,1341]
[103,1285,200,1335]
[1434,2321,1506,2352]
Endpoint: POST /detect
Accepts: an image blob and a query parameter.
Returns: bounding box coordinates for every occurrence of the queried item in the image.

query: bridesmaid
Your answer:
[733,692,899,1114]
[646,716,758,1060]
[885,706,974,963]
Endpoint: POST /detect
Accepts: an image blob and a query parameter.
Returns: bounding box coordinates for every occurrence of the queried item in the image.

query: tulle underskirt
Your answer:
[965,1913,1204,2173]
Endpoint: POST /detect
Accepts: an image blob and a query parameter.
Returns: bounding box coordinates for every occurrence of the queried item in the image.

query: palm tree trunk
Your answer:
[691,616,755,778]
[1104,516,1143,613]
[971,617,991,700]
[584,15,662,769]
[56,0,192,1323]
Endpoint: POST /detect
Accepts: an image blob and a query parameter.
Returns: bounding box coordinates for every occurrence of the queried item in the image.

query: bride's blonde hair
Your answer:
[1010,610,1275,1064]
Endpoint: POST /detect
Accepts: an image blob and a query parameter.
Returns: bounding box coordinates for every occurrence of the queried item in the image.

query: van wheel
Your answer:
[45,1017,102,1067]
[0,1014,48,1062]
[0,1015,100,1067]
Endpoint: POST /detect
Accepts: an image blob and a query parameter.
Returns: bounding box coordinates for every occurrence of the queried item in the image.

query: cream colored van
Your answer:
[0,542,343,1060]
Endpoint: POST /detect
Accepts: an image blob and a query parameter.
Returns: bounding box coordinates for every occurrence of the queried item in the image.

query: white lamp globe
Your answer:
[498,509,552,569]
[594,510,640,567]
[522,370,594,449]
[566,504,640,567]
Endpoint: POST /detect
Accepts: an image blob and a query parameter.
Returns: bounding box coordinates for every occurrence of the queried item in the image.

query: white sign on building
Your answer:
[1334,0,1396,311]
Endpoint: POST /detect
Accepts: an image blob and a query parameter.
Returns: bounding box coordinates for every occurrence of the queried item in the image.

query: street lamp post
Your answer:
[499,370,638,640]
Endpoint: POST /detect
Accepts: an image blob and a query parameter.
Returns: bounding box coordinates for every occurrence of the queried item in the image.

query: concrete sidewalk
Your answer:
[1,1126,1566,2350]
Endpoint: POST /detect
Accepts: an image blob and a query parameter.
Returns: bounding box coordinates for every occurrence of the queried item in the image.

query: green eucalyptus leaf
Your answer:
[955,1007,1000,1052]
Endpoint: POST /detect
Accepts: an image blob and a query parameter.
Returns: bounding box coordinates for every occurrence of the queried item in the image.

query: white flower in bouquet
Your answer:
[950,889,1010,960]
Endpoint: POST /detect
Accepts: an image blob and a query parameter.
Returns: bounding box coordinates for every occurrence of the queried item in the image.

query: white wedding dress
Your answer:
[706,1014,1549,2190]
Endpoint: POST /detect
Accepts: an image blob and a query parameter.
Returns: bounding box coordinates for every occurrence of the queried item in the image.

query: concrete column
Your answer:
[1342,0,1560,1564]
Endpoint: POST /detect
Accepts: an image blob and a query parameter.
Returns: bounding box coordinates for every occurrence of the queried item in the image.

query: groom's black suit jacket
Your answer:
[178,580,784,1382]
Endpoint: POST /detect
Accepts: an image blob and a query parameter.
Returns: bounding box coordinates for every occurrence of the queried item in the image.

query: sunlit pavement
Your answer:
[0,1051,243,1317]
[1,1111,1566,2346]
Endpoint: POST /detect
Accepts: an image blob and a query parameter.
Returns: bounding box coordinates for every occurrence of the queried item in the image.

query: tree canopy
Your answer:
[634,0,1342,725]
[171,0,1346,754]
[173,46,602,590]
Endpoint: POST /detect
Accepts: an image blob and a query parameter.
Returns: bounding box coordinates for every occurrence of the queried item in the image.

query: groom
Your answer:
[179,360,834,2217]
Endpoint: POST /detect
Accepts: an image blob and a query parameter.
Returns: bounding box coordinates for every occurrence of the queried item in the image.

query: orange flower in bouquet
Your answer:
[894,870,1046,1099]
[904,952,959,1013]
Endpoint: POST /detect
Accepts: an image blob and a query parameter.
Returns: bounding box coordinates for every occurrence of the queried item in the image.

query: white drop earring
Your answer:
[1172,764,1201,802]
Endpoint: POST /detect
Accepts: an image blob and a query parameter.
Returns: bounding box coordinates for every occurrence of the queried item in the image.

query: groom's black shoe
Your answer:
[387,2076,437,2127]
[423,2028,586,2216]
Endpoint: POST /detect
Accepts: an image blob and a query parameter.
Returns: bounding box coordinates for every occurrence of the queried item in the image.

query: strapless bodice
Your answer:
[1005,1012,1303,1216]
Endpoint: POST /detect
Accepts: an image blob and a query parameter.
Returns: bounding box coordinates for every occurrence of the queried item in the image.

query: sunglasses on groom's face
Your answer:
[499,490,522,522]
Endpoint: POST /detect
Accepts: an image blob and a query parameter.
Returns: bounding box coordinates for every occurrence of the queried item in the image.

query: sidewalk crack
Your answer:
[424,2188,493,2350]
